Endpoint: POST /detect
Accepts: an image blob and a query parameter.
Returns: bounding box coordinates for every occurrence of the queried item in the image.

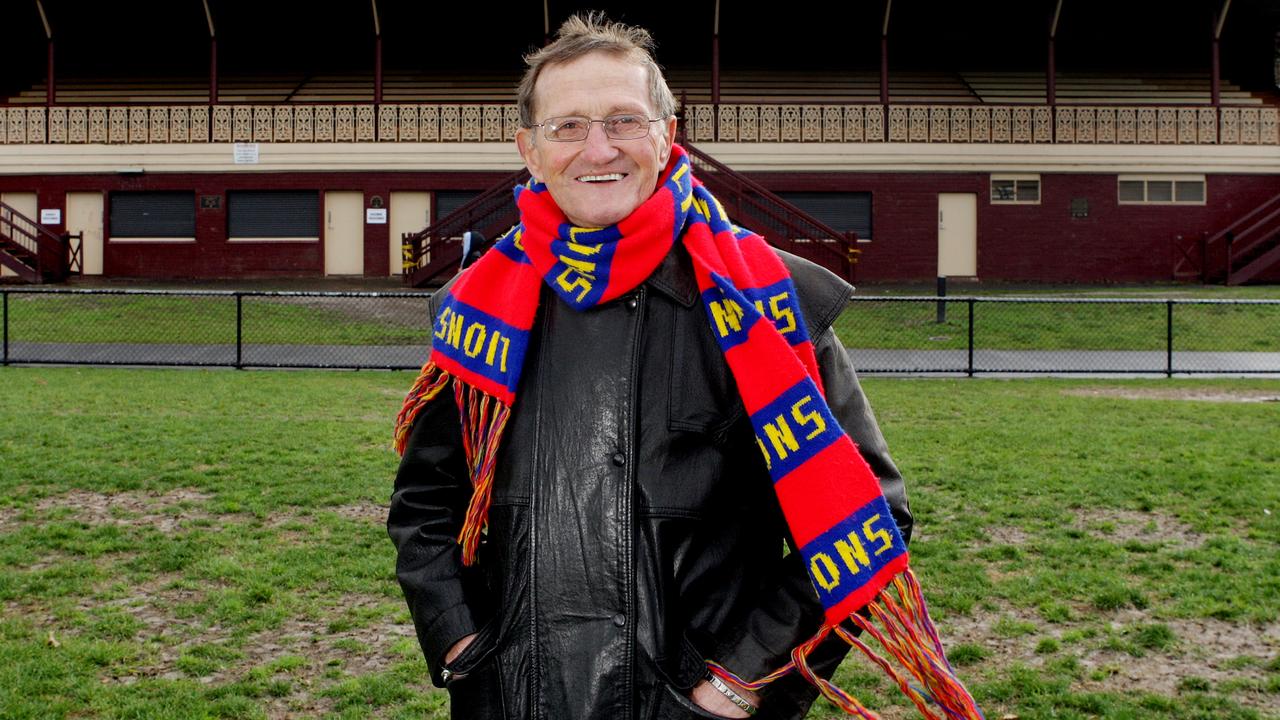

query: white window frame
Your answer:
[990,174,1041,205]
[1116,174,1207,205]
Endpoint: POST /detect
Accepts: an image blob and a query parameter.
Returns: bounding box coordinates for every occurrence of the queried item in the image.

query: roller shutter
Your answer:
[228,191,319,238]
[776,192,872,241]
[110,192,195,237]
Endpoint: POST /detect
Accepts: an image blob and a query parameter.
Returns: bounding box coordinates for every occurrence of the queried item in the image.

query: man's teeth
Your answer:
[578,173,625,183]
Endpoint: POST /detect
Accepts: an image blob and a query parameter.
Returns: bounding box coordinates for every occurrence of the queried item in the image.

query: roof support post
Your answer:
[1211,0,1230,107]
[712,0,720,107]
[712,0,720,139]
[372,0,382,106]
[1048,0,1062,108]
[203,0,217,104]
[36,0,53,105]
[880,0,891,112]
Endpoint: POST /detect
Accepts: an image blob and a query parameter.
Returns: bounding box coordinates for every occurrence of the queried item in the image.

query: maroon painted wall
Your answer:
[0,171,505,279]
[2,170,1277,282]
[758,172,1280,283]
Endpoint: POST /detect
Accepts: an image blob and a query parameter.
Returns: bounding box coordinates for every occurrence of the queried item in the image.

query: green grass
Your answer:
[1,369,1278,718]
[4,293,431,346]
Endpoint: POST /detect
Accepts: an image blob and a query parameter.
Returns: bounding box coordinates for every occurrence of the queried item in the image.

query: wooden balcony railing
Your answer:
[0,103,1276,145]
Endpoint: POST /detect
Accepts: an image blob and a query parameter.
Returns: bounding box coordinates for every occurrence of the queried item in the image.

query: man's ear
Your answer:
[658,116,678,163]
[516,128,542,181]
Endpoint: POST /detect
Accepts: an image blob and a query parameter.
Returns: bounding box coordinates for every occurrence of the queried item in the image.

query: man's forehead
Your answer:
[533,52,652,116]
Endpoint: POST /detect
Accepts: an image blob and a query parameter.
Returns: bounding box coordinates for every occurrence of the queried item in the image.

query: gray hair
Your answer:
[517,12,679,129]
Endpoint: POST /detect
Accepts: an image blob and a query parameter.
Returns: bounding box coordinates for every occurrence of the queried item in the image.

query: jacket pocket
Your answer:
[442,617,500,680]
[650,681,740,720]
[443,619,505,719]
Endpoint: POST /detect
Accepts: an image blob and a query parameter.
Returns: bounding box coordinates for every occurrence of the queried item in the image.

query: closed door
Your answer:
[389,191,431,276]
[324,191,364,275]
[67,192,105,275]
[937,193,977,277]
[1,192,38,278]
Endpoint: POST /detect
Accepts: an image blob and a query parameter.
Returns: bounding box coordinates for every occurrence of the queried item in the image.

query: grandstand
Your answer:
[1,0,1277,285]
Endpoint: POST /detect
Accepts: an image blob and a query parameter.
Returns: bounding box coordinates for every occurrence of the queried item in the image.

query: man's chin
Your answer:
[564,205,635,229]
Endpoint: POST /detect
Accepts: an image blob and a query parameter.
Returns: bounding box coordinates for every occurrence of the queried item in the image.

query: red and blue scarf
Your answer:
[396,145,981,720]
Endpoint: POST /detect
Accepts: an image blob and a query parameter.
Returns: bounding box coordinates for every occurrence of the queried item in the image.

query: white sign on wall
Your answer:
[233,143,260,164]
[40,209,61,224]
[366,208,388,224]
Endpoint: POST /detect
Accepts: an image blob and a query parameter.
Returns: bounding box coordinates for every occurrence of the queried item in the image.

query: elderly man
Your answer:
[389,14,911,720]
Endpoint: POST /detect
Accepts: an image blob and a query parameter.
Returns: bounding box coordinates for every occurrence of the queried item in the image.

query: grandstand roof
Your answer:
[2,1,1277,103]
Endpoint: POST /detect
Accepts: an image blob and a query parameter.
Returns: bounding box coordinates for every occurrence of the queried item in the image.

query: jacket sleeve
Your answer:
[708,325,913,716]
[386,374,488,687]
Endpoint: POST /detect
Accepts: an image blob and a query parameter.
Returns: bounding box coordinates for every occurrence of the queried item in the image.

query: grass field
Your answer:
[0,368,1277,719]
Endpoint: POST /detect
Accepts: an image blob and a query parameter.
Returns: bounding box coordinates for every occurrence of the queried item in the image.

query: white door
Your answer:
[937,193,977,277]
[67,192,105,275]
[389,191,431,276]
[324,191,364,275]
[1,192,38,278]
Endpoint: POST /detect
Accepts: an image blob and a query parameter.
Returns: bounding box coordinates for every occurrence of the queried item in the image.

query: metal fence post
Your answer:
[967,297,975,377]
[236,293,243,369]
[2,291,8,366]
[1166,300,1174,377]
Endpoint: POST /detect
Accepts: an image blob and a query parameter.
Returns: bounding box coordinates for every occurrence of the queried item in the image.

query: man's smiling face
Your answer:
[516,51,677,228]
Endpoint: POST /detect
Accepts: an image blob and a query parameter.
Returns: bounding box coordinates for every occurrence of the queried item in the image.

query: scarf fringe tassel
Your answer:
[393,362,511,567]
[709,568,984,720]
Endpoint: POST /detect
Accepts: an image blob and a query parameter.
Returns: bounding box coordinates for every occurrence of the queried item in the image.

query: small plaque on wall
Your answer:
[200,195,222,210]
[40,209,61,224]
[1070,198,1089,218]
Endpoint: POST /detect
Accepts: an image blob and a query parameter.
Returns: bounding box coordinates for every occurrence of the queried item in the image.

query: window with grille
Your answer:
[990,175,1040,204]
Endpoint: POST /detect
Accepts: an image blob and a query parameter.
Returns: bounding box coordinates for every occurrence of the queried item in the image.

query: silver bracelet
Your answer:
[707,672,757,716]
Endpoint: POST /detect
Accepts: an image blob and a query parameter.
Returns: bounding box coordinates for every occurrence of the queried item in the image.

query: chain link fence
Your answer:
[1,289,433,370]
[2,289,1278,375]
[831,296,1280,375]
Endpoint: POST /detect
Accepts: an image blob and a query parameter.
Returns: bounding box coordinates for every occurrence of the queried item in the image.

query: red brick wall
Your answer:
[759,172,1280,283]
[0,171,504,279]
[3,170,1277,282]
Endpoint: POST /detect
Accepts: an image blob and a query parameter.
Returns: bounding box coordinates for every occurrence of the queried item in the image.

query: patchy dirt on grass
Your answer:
[976,509,1206,550]
[85,580,422,718]
[17,488,219,532]
[1061,386,1280,403]
[1076,508,1206,549]
[937,603,1280,712]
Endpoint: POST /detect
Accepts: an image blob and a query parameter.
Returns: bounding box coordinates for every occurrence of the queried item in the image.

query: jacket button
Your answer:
[626,296,638,310]
[611,452,625,467]
[612,613,626,627]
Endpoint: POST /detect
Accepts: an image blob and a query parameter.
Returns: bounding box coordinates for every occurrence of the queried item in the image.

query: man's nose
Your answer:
[580,122,620,163]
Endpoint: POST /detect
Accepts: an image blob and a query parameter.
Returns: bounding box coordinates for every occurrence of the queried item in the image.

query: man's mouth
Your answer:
[576,173,627,184]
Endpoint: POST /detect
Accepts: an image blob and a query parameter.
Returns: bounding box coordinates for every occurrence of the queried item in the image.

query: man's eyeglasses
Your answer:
[529,114,665,142]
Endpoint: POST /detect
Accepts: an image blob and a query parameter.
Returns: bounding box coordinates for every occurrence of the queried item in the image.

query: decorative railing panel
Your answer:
[0,104,1275,145]
[683,104,1277,145]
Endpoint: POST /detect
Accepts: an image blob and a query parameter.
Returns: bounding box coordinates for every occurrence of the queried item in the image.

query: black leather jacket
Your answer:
[388,245,912,720]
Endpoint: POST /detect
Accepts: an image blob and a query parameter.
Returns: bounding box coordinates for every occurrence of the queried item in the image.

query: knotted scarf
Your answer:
[395,144,982,720]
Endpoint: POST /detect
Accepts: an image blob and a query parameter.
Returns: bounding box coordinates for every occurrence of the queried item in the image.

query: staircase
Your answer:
[0,201,81,283]
[403,141,858,287]
[403,168,529,287]
[1175,193,1280,284]
[681,142,858,280]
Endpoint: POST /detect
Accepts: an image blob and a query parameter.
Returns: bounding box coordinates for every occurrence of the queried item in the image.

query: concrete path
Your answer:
[5,342,1280,376]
